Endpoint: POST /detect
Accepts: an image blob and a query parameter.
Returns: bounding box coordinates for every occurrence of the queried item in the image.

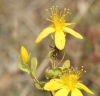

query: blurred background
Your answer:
[0,0,100,96]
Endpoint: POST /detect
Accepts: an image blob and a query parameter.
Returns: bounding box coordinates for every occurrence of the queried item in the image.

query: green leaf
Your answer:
[62,60,70,70]
[18,62,29,73]
[31,57,38,75]
[53,67,62,74]
[35,82,45,90]
[45,68,62,79]
[45,69,54,79]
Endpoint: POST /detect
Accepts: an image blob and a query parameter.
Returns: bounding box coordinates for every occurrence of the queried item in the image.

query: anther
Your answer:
[64,8,66,11]
[81,66,84,68]
[46,9,48,11]
[84,71,86,73]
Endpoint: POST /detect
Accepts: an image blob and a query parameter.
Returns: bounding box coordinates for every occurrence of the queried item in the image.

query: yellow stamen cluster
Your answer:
[46,6,71,32]
[61,66,86,90]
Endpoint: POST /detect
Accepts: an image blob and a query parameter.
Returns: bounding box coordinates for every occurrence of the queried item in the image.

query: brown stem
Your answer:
[50,91,54,96]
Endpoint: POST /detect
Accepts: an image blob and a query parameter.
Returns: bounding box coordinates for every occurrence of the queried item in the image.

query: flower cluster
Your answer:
[18,6,94,96]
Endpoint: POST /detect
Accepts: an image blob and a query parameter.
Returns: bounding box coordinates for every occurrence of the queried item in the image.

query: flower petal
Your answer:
[55,88,70,96]
[76,82,94,94]
[44,79,64,91]
[71,88,83,96]
[64,23,75,26]
[63,27,83,39]
[55,31,65,50]
[36,27,55,43]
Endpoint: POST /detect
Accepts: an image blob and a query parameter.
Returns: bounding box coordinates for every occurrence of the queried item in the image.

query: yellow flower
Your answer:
[36,6,83,50]
[44,66,94,96]
[20,46,30,63]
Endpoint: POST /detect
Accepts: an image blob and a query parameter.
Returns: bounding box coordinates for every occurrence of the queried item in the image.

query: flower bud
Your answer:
[20,46,29,63]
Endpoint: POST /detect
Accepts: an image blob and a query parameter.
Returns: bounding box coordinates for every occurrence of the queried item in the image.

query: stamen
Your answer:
[60,11,62,17]
[50,7,53,15]
[46,18,53,22]
[65,66,86,80]
[65,12,71,21]
[46,9,51,17]
[64,8,66,14]
[45,6,71,31]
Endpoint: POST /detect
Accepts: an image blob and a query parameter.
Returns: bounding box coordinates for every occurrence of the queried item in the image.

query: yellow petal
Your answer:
[44,79,63,91]
[76,82,94,94]
[63,27,83,39]
[55,31,65,50]
[35,27,55,43]
[64,23,75,26]
[71,88,83,96]
[55,88,70,96]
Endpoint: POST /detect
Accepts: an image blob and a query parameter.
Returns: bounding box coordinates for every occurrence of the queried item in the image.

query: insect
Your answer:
[49,45,60,60]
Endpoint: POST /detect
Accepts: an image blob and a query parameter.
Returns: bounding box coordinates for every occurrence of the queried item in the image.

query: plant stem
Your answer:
[30,72,39,84]
[50,91,54,96]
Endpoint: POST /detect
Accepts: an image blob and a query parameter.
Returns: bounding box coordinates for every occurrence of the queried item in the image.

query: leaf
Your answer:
[18,62,29,73]
[62,60,70,69]
[31,57,38,75]
[45,69,54,79]
[35,82,45,90]
[45,68,61,79]
[52,68,62,76]
[35,83,43,90]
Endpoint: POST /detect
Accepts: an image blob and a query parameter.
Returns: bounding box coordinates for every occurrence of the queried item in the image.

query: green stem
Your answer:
[48,51,56,69]
[53,60,55,68]
[30,72,40,84]
[26,64,41,88]
[27,64,39,84]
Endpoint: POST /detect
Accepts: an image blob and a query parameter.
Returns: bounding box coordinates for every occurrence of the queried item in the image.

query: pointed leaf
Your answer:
[62,60,70,69]
[35,82,44,90]
[31,57,38,75]
[18,62,29,73]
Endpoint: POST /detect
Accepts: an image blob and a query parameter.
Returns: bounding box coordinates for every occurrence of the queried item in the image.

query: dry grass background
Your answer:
[0,0,100,96]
